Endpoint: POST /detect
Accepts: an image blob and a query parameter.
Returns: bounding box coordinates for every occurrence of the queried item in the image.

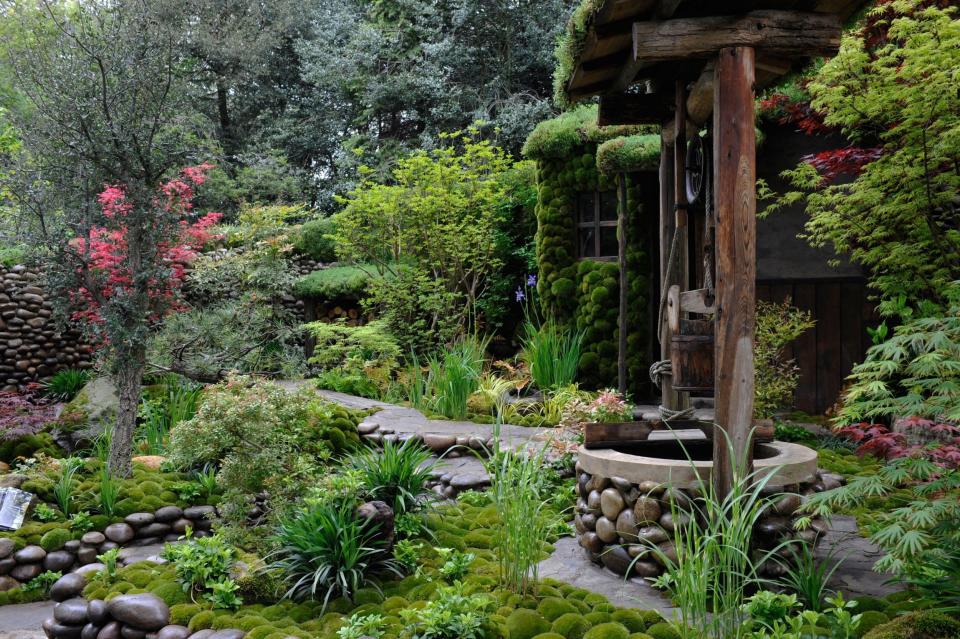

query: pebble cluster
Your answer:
[574,461,845,578]
[0,265,93,391]
[0,505,216,593]
[44,588,246,639]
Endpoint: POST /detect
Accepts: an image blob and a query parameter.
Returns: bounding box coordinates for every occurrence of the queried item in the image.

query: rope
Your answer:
[657,226,682,345]
[659,405,696,422]
[649,359,671,388]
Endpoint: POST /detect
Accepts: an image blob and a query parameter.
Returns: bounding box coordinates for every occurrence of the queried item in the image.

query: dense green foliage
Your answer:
[346,439,435,517]
[168,376,362,522]
[333,132,533,352]
[840,282,960,423]
[768,2,960,311]
[754,300,816,419]
[296,266,379,301]
[296,218,339,263]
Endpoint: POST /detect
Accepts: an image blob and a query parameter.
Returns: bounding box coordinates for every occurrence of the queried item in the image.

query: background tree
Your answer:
[1,0,213,476]
[293,0,573,209]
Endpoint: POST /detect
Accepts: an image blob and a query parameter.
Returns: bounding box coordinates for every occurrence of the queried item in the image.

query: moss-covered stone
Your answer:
[862,610,960,639]
[857,611,890,638]
[538,597,579,622]
[645,622,681,639]
[39,527,74,551]
[507,608,552,639]
[169,603,203,626]
[610,610,650,633]
[551,613,591,639]
[583,623,630,639]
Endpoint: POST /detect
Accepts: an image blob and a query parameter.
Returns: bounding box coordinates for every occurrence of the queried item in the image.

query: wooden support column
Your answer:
[673,80,689,412]
[658,137,678,411]
[617,175,628,396]
[712,47,757,497]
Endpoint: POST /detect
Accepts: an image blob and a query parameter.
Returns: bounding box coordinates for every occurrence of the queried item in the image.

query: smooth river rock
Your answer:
[50,573,88,602]
[106,593,170,631]
[104,523,135,544]
[599,488,625,520]
[13,544,46,563]
[157,626,192,639]
[54,598,89,625]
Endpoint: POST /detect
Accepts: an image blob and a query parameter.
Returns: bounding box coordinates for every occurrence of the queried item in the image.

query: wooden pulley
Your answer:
[685,135,710,206]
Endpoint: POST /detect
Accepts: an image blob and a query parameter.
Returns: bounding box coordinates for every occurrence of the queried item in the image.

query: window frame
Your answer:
[575,190,619,261]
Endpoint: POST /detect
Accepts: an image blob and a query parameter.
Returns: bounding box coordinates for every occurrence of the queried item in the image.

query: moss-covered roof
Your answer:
[522,105,651,160]
[596,134,660,174]
[552,0,603,110]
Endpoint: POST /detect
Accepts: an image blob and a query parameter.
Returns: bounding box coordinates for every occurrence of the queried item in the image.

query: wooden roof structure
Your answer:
[563,0,869,125]
[557,0,870,496]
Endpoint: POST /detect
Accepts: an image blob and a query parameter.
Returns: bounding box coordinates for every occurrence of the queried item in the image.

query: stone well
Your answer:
[573,437,842,579]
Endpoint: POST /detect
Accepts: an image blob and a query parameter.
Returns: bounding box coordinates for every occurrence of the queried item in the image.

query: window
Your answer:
[576,190,619,259]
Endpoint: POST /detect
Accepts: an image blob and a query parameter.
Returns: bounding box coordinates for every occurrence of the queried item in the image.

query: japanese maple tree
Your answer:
[2,1,214,476]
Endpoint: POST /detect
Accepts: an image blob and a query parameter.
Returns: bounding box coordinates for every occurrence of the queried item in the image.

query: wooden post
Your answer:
[617,175,628,396]
[712,46,757,497]
[658,137,678,411]
[673,80,690,412]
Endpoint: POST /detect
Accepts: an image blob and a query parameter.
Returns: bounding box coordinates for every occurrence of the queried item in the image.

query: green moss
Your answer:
[538,597,579,622]
[39,527,74,551]
[150,580,190,606]
[552,613,591,639]
[169,603,203,626]
[862,610,960,639]
[645,623,681,639]
[628,635,654,639]
[852,596,888,613]
[188,610,216,631]
[857,611,890,638]
[584,612,612,625]
[533,634,567,639]
[583,623,630,639]
[294,264,380,300]
[596,135,660,175]
[507,608,552,639]
[523,106,647,161]
[611,610,649,633]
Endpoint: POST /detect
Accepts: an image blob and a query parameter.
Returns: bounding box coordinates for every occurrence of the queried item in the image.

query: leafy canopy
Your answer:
[766,2,960,312]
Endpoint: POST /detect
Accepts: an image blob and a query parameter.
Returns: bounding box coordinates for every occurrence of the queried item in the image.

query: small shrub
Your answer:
[400,583,494,639]
[267,500,401,607]
[754,299,815,418]
[161,533,241,609]
[437,548,475,582]
[337,613,386,639]
[295,218,338,262]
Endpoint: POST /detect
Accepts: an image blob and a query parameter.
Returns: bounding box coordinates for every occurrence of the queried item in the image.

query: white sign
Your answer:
[0,488,33,531]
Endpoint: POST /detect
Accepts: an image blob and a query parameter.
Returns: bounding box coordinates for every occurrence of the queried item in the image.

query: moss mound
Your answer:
[507,608,552,639]
[583,622,630,639]
[862,611,960,639]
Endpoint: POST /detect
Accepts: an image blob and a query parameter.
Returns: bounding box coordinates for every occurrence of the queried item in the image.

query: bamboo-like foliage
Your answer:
[636,432,787,639]
[487,422,551,596]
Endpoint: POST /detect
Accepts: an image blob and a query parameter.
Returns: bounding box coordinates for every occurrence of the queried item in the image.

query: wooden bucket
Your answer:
[670,318,714,393]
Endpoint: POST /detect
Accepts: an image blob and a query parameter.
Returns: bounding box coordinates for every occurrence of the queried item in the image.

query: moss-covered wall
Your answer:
[523,108,657,393]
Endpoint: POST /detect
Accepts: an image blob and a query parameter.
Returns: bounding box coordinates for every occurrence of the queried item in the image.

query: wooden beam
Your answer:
[712,47,757,498]
[680,288,716,315]
[598,92,674,126]
[673,80,690,413]
[633,11,841,64]
[613,0,682,92]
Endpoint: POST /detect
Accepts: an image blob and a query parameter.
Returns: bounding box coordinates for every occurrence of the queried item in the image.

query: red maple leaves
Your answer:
[837,420,960,469]
[68,164,223,329]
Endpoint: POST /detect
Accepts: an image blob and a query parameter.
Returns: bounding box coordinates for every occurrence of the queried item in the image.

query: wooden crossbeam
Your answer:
[632,11,841,64]
[598,92,674,125]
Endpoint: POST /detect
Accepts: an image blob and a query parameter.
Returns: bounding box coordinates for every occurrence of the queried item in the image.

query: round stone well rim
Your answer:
[577,440,818,488]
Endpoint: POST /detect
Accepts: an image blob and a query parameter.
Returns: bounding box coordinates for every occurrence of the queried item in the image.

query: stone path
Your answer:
[0,545,165,637]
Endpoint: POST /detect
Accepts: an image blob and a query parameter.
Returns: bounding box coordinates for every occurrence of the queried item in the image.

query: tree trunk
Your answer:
[216,77,234,159]
[109,343,146,478]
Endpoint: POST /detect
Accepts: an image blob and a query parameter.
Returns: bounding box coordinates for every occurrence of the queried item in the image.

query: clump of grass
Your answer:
[53,457,83,517]
[97,465,120,517]
[520,320,583,391]
[347,438,435,516]
[640,431,787,639]
[423,335,488,420]
[487,422,552,595]
[41,368,91,401]
[139,376,202,454]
